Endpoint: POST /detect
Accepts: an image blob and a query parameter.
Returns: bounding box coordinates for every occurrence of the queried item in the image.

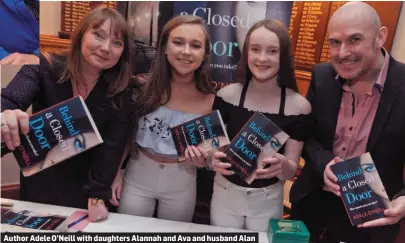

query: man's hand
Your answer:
[358,196,405,228]
[0,53,39,65]
[323,157,343,196]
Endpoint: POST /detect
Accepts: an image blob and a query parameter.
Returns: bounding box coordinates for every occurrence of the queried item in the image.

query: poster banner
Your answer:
[172,1,293,90]
[127,1,293,88]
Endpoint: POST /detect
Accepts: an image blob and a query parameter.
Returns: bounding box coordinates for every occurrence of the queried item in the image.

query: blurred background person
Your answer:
[0,0,39,64]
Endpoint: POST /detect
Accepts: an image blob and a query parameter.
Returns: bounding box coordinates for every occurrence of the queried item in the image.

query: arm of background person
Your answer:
[0,47,11,60]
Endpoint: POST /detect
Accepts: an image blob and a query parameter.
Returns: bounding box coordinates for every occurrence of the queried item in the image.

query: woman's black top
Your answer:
[213,84,311,188]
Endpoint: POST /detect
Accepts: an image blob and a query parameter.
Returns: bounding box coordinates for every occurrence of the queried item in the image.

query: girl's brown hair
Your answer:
[58,6,133,100]
[128,15,214,156]
[235,19,298,92]
[138,14,214,116]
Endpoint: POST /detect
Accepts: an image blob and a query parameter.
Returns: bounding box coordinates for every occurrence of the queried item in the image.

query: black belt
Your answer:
[224,174,279,188]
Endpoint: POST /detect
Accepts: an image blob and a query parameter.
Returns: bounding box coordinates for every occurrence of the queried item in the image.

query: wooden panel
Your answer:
[291,1,402,97]
[319,1,348,63]
[293,1,332,72]
[290,1,402,71]
[40,34,71,54]
[1,184,20,200]
[366,1,403,52]
[289,2,304,55]
[295,70,312,96]
[61,1,117,37]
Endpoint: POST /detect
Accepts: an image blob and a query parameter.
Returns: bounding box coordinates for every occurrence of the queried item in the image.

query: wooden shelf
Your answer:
[40,34,71,54]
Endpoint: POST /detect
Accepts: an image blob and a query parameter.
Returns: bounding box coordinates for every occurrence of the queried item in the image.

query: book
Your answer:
[268,219,310,243]
[221,112,289,184]
[1,207,89,233]
[1,96,103,177]
[330,152,392,226]
[171,110,230,161]
[1,207,68,232]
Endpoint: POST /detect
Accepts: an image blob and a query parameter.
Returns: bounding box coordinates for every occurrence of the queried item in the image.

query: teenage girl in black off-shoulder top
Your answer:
[203,20,312,231]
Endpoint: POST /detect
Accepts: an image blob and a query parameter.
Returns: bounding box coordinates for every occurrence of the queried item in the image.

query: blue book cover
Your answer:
[171,110,230,161]
[2,96,103,177]
[1,207,67,231]
[222,112,289,184]
[331,153,392,226]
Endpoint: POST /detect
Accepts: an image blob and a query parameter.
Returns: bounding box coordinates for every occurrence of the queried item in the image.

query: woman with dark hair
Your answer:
[1,7,134,222]
[110,15,215,223]
[207,19,312,231]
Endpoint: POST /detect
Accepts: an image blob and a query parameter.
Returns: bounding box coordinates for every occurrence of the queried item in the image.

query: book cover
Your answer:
[221,112,289,184]
[170,110,230,161]
[331,152,392,226]
[2,96,103,177]
[1,207,68,232]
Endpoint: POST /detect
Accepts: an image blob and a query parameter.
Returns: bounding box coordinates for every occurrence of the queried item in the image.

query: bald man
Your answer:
[290,2,405,243]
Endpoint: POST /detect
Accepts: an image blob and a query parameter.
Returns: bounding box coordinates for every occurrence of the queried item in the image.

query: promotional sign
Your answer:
[172,1,293,90]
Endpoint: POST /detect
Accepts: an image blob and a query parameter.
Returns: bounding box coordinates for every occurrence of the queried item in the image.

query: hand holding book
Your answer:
[220,112,289,184]
[1,109,30,152]
[255,153,289,180]
[323,157,344,196]
[210,151,234,176]
[171,110,230,163]
[357,195,405,228]
[1,96,103,177]
[330,153,392,226]
[184,145,209,168]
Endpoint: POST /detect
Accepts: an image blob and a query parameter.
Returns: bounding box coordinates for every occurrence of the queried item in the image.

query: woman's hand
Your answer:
[184,146,208,168]
[109,170,124,207]
[88,198,109,222]
[210,151,234,175]
[1,109,29,150]
[256,153,289,179]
